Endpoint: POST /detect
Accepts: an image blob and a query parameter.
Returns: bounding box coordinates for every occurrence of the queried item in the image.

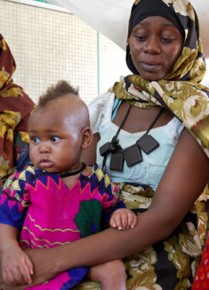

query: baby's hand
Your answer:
[110,208,137,230]
[1,245,33,285]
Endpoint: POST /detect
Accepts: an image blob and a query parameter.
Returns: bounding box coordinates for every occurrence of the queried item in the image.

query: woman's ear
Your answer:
[81,126,93,149]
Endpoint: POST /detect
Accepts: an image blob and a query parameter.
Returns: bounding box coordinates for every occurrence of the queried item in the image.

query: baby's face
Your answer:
[28,106,83,174]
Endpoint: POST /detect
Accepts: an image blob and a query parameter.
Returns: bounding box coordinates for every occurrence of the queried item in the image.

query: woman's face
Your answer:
[129,16,183,80]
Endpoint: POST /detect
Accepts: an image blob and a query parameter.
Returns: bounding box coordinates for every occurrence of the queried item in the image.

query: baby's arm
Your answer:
[0,223,33,285]
[110,208,137,230]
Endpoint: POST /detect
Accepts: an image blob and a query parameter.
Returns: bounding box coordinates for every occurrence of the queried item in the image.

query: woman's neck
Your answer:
[113,102,173,133]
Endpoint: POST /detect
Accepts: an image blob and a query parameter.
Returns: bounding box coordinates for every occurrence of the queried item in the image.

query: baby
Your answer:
[0,80,137,290]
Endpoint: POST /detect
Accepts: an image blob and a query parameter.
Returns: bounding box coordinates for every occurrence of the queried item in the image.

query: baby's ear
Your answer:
[81,126,93,149]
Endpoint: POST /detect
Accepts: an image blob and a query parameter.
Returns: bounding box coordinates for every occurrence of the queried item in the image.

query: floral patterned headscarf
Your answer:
[113,0,209,157]
[0,34,35,181]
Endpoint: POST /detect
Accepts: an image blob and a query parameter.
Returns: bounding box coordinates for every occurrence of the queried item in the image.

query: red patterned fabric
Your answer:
[192,237,209,289]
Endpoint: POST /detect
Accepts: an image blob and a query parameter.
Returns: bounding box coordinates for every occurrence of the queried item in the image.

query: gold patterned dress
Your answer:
[0,34,34,186]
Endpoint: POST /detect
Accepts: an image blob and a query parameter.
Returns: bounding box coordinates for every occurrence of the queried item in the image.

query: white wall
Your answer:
[0,0,129,103]
[1,0,207,104]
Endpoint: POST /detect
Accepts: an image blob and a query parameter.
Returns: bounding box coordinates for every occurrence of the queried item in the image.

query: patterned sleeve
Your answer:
[91,166,125,212]
[92,167,126,229]
[100,168,125,210]
[0,169,31,230]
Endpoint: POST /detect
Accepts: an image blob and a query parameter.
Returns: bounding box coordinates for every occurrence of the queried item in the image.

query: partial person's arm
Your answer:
[12,129,209,287]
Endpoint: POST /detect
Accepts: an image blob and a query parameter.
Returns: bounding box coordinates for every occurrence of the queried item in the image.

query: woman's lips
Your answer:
[140,62,161,72]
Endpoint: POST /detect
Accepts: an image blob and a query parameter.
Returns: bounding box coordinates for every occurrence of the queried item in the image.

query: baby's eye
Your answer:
[51,136,60,143]
[30,137,40,144]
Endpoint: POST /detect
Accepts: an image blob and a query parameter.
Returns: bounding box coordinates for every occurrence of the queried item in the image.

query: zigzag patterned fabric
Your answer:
[0,165,124,289]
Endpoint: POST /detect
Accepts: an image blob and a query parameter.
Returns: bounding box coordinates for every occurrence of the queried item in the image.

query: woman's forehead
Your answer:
[129,0,184,37]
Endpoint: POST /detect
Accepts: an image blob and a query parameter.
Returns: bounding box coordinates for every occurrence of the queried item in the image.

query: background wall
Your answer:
[0,0,129,103]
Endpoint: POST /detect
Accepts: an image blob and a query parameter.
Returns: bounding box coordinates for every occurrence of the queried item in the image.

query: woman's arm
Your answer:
[0,224,19,254]
[0,224,33,285]
[17,129,209,287]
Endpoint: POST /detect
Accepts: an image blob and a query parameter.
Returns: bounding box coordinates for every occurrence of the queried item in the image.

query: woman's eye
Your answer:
[135,35,146,41]
[31,137,40,144]
[51,136,60,143]
[161,37,172,43]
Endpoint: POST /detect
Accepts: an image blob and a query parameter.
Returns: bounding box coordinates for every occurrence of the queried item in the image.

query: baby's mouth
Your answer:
[39,158,54,169]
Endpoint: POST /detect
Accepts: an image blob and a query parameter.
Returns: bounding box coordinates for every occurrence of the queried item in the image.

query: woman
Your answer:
[0,34,35,186]
[4,0,209,289]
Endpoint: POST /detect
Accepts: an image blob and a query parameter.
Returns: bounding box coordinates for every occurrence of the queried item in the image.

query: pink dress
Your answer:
[0,165,124,289]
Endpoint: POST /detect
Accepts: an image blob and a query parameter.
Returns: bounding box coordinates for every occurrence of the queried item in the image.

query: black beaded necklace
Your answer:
[59,162,86,178]
[32,162,86,178]
[100,105,164,171]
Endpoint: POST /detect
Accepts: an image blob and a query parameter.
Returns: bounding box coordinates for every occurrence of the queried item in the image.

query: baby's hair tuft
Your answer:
[38,80,79,107]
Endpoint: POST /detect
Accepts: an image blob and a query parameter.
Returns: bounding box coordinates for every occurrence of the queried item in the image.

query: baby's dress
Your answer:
[0,165,124,290]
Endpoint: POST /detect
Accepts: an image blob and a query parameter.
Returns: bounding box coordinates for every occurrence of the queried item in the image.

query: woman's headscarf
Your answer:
[0,34,35,182]
[113,0,209,157]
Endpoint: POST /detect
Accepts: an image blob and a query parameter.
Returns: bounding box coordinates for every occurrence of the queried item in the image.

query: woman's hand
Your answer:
[24,248,58,286]
[2,284,26,290]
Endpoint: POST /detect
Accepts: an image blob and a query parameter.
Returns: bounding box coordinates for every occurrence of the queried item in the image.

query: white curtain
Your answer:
[47,0,209,58]
[47,0,132,50]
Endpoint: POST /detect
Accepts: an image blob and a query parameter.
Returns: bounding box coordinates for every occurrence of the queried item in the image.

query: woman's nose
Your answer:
[143,37,161,53]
